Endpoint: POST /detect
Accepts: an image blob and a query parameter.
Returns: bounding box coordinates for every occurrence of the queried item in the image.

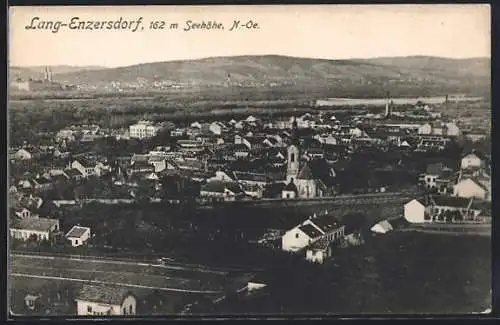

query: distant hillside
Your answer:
[354,56,490,79]
[10,55,490,96]
[10,65,106,81]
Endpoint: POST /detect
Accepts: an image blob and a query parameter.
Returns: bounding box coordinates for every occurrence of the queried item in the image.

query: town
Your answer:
[9,87,491,315]
[8,4,492,317]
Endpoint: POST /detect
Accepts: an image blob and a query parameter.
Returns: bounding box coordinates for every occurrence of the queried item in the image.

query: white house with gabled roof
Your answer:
[76,285,136,316]
[65,225,91,247]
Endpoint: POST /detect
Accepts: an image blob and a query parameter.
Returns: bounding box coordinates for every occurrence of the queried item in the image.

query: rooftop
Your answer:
[296,164,314,180]
[311,214,342,233]
[298,224,323,239]
[65,226,90,239]
[11,218,59,232]
[76,285,133,305]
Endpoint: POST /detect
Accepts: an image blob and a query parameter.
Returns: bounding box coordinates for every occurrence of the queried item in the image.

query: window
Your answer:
[75,240,79,245]
[286,194,290,198]
[87,306,92,313]
[290,153,295,163]
[295,233,299,239]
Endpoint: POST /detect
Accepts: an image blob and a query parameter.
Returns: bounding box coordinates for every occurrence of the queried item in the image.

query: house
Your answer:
[200,180,245,201]
[403,195,482,224]
[461,151,486,170]
[418,123,432,135]
[209,122,223,135]
[314,134,337,145]
[65,226,91,247]
[76,285,136,316]
[444,122,461,137]
[430,122,444,135]
[24,294,42,311]
[419,162,454,190]
[191,121,202,129]
[145,172,160,181]
[129,120,160,139]
[64,168,85,181]
[234,121,245,129]
[281,180,298,199]
[416,136,451,152]
[13,195,44,216]
[233,172,269,187]
[10,218,60,241]
[13,207,37,219]
[209,170,236,182]
[233,144,250,158]
[71,158,97,178]
[128,161,155,174]
[32,176,54,192]
[282,213,345,252]
[246,115,258,123]
[453,178,491,202]
[240,183,263,199]
[464,131,487,143]
[370,220,394,234]
[148,156,167,173]
[434,169,457,195]
[305,238,331,264]
[14,148,33,160]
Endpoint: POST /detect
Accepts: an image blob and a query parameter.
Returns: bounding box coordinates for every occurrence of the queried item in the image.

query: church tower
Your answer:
[287,117,301,183]
[287,144,300,183]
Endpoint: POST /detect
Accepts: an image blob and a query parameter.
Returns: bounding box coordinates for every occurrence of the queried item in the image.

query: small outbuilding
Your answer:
[65,226,91,247]
[370,220,394,234]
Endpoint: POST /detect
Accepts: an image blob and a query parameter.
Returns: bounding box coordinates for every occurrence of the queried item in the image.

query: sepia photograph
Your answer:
[7,4,491,317]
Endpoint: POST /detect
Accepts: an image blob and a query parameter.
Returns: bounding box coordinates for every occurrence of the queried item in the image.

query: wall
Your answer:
[10,229,49,241]
[282,228,312,252]
[121,295,136,315]
[76,300,116,316]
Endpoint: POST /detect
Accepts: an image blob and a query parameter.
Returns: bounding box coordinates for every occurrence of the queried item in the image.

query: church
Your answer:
[282,123,327,199]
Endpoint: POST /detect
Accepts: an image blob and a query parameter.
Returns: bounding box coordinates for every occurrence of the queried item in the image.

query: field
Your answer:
[214,232,491,315]
[9,276,200,316]
[9,254,252,316]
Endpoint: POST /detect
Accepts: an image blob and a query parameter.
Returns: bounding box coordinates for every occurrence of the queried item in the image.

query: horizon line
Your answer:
[11,53,491,70]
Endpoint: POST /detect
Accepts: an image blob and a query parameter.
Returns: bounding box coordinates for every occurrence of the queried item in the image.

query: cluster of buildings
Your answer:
[9,99,491,208]
[8,100,490,249]
[19,284,137,316]
[404,151,490,224]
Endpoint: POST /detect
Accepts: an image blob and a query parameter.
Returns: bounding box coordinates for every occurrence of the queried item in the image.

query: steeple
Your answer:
[291,117,299,145]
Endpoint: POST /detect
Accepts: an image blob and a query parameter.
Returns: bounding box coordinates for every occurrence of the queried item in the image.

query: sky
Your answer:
[9,4,491,68]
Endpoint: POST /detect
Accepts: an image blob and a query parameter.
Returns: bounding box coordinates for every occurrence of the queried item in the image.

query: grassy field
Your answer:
[10,255,236,293]
[213,232,491,315]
